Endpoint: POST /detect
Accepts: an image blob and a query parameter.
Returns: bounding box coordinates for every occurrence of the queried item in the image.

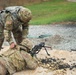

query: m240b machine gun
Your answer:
[30,42,52,57]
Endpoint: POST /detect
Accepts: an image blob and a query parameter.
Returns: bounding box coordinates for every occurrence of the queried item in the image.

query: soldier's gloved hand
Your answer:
[10,42,16,49]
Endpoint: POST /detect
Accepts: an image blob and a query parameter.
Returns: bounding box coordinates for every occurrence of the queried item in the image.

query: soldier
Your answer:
[0,38,37,75]
[0,6,32,50]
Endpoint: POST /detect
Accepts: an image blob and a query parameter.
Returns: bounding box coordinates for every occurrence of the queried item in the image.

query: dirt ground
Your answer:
[0,46,76,75]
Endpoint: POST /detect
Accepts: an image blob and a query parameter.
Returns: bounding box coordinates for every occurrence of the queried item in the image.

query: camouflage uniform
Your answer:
[0,10,6,50]
[0,6,32,50]
[0,38,37,75]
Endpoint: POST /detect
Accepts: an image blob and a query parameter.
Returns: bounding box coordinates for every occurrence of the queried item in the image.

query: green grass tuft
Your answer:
[25,0,76,25]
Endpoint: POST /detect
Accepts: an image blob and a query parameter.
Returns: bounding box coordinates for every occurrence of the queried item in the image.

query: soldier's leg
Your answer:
[21,51,37,70]
[0,56,16,75]
[0,63,6,75]
[0,57,7,75]
[12,27,22,44]
[0,24,4,50]
[0,62,7,75]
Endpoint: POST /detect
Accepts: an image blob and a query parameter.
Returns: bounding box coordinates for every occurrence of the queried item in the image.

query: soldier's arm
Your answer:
[21,51,37,69]
[4,13,13,44]
[22,23,29,39]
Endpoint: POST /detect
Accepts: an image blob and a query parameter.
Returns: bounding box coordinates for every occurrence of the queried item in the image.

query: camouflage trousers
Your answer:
[0,48,37,75]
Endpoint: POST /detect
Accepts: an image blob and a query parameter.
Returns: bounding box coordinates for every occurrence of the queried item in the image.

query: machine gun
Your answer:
[29,42,52,57]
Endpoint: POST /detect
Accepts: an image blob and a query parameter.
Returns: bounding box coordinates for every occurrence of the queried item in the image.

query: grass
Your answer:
[25,0,76,25]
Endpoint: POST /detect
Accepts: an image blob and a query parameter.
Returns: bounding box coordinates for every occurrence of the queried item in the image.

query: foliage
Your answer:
[25,0,76,25]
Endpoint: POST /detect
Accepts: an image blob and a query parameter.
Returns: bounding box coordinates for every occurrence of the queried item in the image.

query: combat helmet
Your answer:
[18,7,32,23]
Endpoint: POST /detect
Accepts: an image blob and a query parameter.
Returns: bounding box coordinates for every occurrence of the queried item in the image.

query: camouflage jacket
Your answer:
[0,46,37,74]
[0,6,31,44]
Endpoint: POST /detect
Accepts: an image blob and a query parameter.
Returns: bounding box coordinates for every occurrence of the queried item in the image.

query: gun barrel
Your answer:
[44,46,52,50]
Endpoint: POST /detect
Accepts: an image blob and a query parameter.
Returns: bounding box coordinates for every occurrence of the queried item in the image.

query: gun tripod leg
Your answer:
[44,47,50,56]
